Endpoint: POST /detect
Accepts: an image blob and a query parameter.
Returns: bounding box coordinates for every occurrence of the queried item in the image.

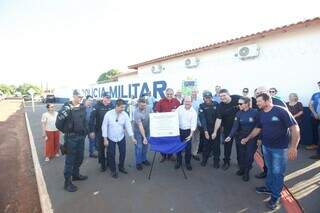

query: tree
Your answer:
[16,83,42,95]
[0,84,16,95]
[97,69,120,84]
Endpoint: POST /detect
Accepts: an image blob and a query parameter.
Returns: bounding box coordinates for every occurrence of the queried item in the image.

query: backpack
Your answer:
[55,103,72,133]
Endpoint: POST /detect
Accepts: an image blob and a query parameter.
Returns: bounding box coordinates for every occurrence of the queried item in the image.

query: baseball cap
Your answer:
[203,91,213,98]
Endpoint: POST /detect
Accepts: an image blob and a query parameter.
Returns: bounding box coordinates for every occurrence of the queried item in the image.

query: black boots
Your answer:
[236,169,244,176]
[242,170,250,182]
[213,160,220,169]
[72,174,88,181]
[222,160,230,170]
[64,178,77,192]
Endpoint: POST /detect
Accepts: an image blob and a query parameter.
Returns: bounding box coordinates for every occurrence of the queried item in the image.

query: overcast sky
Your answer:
[0,0,319,88]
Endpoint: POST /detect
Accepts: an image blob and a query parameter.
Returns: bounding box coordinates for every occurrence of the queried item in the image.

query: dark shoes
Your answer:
[72,174,88,181]
[255,186,272,195]
[186,164,192,171]
[143,160,151,166]
[266,198,280,210]
[100,164,106,172]
[255,171,267,179]
[310,154,320,160]
[222,161,230,170]
[236,169,244,176]
[192,155,200,161]
[64,179,78,192]
[160,156,166,163]
[213,160,220,169]
[119,167,128,174]
[136,164,143,171]
[89,153,98,158]
[200,161,207,167]
[111,172,118,179]
[242,172,249,182]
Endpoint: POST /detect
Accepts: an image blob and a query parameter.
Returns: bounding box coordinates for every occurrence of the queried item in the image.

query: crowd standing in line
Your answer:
[52,81,320,210]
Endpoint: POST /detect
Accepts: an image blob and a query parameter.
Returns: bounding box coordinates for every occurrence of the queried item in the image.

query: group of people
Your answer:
[40,81,320,210]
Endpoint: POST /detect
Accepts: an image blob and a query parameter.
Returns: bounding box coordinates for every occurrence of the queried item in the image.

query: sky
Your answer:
[0,0,319,88]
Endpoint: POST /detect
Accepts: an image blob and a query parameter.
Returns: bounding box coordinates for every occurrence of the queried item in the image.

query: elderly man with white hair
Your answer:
[175,96,198,171]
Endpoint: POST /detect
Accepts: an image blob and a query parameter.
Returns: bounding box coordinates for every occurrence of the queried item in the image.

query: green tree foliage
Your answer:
[0,84,16,95]
[97,69,120,84]
[16,83,42,95]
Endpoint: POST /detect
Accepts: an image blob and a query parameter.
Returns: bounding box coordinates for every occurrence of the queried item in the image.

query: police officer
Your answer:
[58,89,88,192]
[89,92,113,172]
[199,91,222,168]
[225,97,258,181]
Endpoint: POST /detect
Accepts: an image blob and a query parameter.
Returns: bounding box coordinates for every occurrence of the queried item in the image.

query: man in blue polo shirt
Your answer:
[241,93,300,210]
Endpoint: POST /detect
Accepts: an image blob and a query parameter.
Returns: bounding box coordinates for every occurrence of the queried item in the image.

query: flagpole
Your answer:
[148,152,157,180]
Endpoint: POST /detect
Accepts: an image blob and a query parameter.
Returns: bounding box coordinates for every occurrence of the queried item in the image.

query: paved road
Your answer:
[24,103,318,213]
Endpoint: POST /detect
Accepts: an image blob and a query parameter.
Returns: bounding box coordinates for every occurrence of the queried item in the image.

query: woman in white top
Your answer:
[41,103,60,161]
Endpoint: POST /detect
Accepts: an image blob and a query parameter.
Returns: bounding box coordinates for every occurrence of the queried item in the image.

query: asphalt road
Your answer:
[24,103,319,213]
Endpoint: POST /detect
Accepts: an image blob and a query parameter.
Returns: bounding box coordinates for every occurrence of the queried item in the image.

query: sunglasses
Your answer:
[243,91,248,93]
[269,91,276,93]
[238,103,244,105]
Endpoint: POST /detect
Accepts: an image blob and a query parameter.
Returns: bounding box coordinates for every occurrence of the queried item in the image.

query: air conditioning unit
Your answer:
[236,44,260,60]
[151,65,163,74]
[185,57,200,68]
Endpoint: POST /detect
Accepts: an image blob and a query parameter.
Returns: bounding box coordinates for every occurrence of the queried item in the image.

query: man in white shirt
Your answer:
[102,99,137,178]
[175,96,198,170]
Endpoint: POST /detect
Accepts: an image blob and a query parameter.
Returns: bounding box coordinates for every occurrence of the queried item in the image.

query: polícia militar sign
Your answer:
[81,80,167,99]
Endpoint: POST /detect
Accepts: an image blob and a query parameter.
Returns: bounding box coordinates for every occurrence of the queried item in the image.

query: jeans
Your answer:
[177,129,192,165]
[88,136,97,155]
[64,134,85,179]
[236,138,258,171]
[262,145,288,201]
[107,138,126,172]
[134,131,148,165]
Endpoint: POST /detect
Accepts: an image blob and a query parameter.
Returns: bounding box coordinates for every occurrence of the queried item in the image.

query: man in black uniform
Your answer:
[57,90,88,192]
[89,92,113,172]
[199,91,222,168]
[218,89,241,170]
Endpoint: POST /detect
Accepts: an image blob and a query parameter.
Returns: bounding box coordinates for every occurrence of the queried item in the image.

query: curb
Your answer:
[25,112,54,213]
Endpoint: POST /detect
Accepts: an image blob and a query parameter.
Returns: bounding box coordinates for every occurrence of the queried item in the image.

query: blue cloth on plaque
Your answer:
[149,136,187,154]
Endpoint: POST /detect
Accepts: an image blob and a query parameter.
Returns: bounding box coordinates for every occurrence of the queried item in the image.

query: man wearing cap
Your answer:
[89,92,114,172]
[58,89,88,192]
[199,91,222,168]
[133,98,153,170]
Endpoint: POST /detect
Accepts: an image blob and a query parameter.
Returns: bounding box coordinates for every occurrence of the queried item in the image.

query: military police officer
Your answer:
[89,92,113,172]
[57,89,88,192]
[199,91,222,168]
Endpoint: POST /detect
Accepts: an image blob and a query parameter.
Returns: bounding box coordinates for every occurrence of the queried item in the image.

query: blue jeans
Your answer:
[88,136,97,155]
[262,145,288,201]
[134,132,149,165]
[64,134,85,179]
